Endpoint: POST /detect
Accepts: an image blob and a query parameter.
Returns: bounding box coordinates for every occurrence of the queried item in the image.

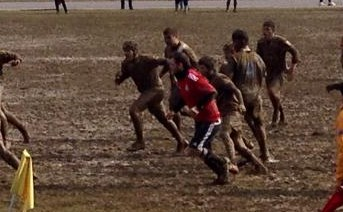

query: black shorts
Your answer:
[189,119,221,152]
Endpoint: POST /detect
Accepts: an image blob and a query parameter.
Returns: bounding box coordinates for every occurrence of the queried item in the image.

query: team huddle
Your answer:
[115,20,300,185]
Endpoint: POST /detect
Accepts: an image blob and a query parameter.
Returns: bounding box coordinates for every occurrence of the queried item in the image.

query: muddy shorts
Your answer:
[130,88,165,113]
[189,119,221,153]
[245,95,263,121]
[221,111,243,135]
[266,75,284,93]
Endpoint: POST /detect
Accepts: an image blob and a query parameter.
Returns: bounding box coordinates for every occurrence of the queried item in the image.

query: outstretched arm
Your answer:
[0,51,21,66]
[115,62,130,85]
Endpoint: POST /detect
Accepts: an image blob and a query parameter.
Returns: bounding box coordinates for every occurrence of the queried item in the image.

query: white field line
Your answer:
[27,56,124,62]
[24,55,223,62]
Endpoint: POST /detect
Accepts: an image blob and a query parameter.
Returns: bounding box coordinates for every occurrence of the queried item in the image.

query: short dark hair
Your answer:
[232,29,249,51]
[172,52,191,70]
[198,56,216,72]
[122,41,138,52]
[163,27,178,37]
[263,20,276,31]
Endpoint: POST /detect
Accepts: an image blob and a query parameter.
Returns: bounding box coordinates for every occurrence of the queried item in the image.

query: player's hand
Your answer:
[285,66,294,81]
[181,106,199,118]
[166,111,175,120]
[10,59,22,67]
[238,104,246,113]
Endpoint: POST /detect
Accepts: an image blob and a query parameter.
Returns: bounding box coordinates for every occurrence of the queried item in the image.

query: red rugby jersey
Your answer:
[177,68,220,122]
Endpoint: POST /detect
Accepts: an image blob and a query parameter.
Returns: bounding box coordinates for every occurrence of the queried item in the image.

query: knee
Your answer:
[129,106,139,116]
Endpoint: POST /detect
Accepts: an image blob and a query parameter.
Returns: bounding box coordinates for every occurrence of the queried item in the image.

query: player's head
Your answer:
[232,29,249,52]
[169,52,191,74]
[122,41,138,61]
[163,27,179,46]
[262,20,275,40]
[198,56,216,79]
[222,43,235,60]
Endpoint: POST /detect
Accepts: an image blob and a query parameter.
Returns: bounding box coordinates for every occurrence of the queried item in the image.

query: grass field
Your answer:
[0,8,342,212]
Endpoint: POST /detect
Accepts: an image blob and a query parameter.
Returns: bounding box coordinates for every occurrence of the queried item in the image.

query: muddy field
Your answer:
[0,8,342,211]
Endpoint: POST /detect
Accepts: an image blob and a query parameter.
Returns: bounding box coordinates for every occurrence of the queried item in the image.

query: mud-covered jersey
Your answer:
[232,49,265,104]
[209,73,240,116]
[256,35,299,81]
[116,55,166,93]
[0,51,19,76]
[177,68,220,122]
[219,56,236,80]
[162,41,198,87]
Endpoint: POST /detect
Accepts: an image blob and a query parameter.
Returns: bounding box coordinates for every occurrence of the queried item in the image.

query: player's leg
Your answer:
[186,120,228,185]
[54,0,60,13]
[60,0,68,13]
[2,105,30,143]
[127,91,151,151]
[0,139,19,169]
[233,0,237,12]
[226,0,231,11]
[148,90,187,153]
[219,115,238,174]
[169,87,182,130]
[232,130,268,174]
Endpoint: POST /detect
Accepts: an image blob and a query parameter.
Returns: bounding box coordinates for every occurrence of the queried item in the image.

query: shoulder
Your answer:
[187,69,201,82]
[257,38,265,45]
[274,35,291,45]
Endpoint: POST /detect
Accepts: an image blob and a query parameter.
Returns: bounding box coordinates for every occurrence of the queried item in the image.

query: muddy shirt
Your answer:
[256,35,299,82]
[231,49,265,104]
[208,73,240,116]
[0,51,19,77]
[162,41,198,87]
[116,55,166,93]
[219,56,236,80]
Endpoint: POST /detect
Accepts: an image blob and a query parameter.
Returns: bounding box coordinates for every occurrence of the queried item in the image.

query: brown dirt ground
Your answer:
[0,8,342,212]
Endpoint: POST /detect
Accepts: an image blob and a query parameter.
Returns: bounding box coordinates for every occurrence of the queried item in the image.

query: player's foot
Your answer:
[126,142,145,152]
[228,163,239,174]
[319,2,326,6]
[243,138,254,150]
[328,2,336,6]
[224,157,239,174]
[23,133,30,143]
[212,168,228,185]
[233,8,237,12]
[175,140,188,155]
[261,155,279,164]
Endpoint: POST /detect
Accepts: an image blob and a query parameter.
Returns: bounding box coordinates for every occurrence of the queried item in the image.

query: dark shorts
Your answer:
[266,75,284,93]
[245,95,263,122]
[221,111,243,135]
[189,119,221,152]
[130,88,165,113]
